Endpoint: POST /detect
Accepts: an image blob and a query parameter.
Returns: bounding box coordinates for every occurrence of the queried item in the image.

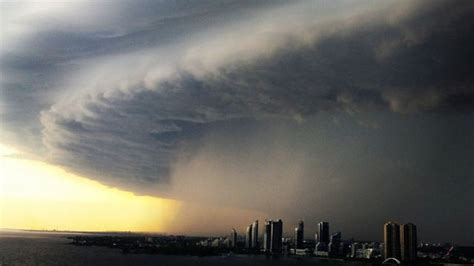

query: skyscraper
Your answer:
[251,220,259,249]
[245,224,253,249]
[263,219,283,253]
[318,221,330,244]
[384,222,401,260]
[271,219,283,254]
[315,221,330,253]
[294,220,304,249]
[229,228,237,248]
[263,220,272,252]
[401,223,417,262]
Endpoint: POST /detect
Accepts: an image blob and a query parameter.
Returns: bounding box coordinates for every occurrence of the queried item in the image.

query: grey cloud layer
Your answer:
[34,0,473,188]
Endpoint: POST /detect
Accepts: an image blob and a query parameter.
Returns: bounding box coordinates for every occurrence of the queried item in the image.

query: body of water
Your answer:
[0,230,365,266]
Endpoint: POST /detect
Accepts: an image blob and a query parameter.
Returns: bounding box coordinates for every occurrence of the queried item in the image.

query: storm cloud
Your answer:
[1,0,473,243]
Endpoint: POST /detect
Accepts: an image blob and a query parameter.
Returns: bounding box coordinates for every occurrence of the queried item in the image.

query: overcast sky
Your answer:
[1,0,473,244]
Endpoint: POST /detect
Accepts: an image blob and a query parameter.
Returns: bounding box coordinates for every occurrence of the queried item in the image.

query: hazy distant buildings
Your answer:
[294,220,304,249]
[329,232,341,256]
[401,223,417,262]
[271,219,283,253]
[238,218,416,260]
[264,220,272,252]
[384,222,401,260]
[245,224,252,249]
[351,242,362,258]
[263,219,283,253]
[229,228,237,248]
[251,220,259,249]
[244,220,260,250]
[350,242,380,259]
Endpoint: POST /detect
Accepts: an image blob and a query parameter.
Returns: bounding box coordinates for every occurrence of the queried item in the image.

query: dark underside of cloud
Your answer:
[1,0,473,243]
[36,0,474,188]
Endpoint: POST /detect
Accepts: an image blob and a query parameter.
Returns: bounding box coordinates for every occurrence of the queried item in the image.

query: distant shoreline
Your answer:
[0,228,165,236]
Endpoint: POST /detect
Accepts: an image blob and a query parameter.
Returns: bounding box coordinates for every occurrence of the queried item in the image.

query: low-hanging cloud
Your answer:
[36,0,473,187]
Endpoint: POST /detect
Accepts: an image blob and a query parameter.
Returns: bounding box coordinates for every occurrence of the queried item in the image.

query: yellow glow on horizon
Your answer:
[0,144,181,232]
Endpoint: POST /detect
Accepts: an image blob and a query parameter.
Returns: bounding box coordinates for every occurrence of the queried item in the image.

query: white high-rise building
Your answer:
[245,224,253,249]
[229,228,237,248]
[251,220,259,249]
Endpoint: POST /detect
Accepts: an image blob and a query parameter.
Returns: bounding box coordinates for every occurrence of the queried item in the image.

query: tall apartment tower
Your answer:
[384,222,401,260]
[294,220,304,249]
[251,220,259,249]
[263,220,272,252]
[401,223,417,262]
[245,224,253,249]
[229,228,237,248]
[263,219,283,253]
[318,222,330,244]
[271,219,283,254]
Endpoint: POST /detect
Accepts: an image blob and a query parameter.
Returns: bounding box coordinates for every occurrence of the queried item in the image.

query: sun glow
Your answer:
[0,144,181,232]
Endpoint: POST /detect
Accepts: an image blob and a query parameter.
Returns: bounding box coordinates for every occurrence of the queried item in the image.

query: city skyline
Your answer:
[1,0,473,247]
[228,219,421,261]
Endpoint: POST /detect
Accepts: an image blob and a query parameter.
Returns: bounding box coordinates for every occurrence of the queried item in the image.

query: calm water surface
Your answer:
[0,231,366,266]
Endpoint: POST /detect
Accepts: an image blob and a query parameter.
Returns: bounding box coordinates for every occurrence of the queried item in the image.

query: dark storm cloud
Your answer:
[1,0,473,243]
[36,1,473,187]
[3,0,471,186]
[1,0,297,154]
